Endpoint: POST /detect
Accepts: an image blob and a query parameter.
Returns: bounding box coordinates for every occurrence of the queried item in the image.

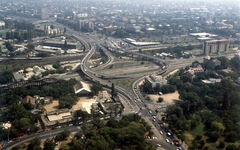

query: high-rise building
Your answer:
[203,40,229,55]
[79,20,94,31]
[79,20,85,30]
[88,22,94,31]
[41,7,49,20]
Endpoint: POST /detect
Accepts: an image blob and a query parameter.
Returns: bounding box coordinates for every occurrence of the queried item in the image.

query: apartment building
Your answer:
[203,39,229,55]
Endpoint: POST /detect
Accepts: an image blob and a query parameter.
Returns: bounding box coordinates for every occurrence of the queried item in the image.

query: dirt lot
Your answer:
[44,97,97,114]
[44,100,59,111]
[72,97,97,113]
[148,91,180,104]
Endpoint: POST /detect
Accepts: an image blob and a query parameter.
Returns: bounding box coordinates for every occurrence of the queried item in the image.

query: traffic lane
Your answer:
[150,115,183,149]
[142,116,176,150]
[4,126,80,150]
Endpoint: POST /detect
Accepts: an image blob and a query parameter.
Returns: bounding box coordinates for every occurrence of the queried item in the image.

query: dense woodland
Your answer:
[164,56,240,149]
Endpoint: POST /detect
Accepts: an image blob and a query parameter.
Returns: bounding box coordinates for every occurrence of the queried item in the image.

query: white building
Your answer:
[145,74,167,88]
[0,21,5,29]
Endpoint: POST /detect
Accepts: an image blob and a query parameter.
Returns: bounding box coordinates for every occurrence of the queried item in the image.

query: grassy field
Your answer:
[186,123,240,149]
[189,123,206,137]
[111,78,138,95]
[105,60,154,70]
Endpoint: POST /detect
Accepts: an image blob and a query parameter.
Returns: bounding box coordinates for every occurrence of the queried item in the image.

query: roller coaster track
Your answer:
[2,78,59,91]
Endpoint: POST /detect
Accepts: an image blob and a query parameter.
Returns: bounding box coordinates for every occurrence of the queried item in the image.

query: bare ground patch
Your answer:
[71,96,97,113]
[148,91,180,104]
[44,100,59,111]
[183,132,195,147]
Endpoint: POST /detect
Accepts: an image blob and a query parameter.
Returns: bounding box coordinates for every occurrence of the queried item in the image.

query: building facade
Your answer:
[0,21,5,29]
[78,20,94,31]
[203,39,229,55]
[144,74,167,88]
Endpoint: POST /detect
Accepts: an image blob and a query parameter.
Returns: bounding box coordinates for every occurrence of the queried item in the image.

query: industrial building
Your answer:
[203,39,229,55]
[123,38,160,46]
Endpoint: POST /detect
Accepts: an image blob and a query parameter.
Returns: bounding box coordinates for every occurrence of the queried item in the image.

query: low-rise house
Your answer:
[43,65,56,70]
[185,67,204,79]
[41,108,73,126]
[74,81,91,95]
[13,70,24,82]
[22,95,35,105]
[202,78,221,84]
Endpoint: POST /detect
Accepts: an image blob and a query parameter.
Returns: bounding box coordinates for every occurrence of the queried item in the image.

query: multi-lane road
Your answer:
[2,20,185,150]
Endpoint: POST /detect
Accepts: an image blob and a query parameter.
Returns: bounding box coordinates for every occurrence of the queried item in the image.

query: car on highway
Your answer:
[166,139,170,143]
[167,132,171,136]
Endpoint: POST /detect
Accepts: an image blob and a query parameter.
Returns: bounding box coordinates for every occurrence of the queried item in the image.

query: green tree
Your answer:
[219,141,225,148]
[211,121,225,134]
[90,83,103,95]
[158,97,163,103]
[26,43,35,51]
[55,129,70,141]
[64,40,67,48]
[75,109,89,122]
[218,56,230,69]
[59,144,70,150]
[43,140,55,150]
[53,61,61,69]
[231,56,240,69]
[74,132,83,140]
[106,118,119,128]
[28,136,41,150]
[226,144,237,150]
[111,83,117,98]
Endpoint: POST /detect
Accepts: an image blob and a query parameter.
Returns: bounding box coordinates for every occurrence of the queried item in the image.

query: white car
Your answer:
[157,144,161,147]
[160,131,163,134]
[166,139,169,143]
[149,111,152,114]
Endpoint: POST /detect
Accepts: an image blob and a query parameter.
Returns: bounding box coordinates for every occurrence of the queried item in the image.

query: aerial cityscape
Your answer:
[0,0,239,150]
